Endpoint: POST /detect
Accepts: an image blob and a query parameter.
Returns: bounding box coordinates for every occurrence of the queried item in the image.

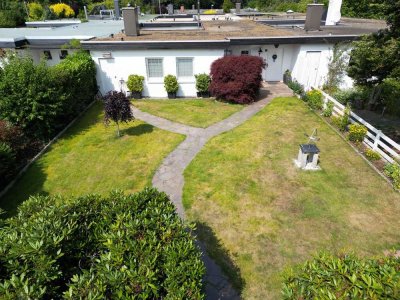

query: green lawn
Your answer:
[183,97,400,299]
[133,99,243,128]
[0,102,184,215]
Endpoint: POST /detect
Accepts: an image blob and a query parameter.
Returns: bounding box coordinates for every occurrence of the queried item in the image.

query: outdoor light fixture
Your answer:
[119,78,125,92]
[272,54,278,62]
[258,48,263,55]
[274,44,279,48]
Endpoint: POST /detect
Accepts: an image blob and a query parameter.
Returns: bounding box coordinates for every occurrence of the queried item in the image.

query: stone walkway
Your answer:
[131,82,293,299]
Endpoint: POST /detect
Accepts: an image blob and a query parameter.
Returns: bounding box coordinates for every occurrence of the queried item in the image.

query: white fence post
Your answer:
[373,130,382,151]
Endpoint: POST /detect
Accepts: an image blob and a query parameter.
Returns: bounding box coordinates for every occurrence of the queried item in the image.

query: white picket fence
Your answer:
[315,88,400,164]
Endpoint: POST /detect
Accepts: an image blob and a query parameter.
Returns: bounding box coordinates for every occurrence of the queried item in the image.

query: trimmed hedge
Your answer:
[283,252,400,299]
[0,188,205,299]
[210,56,265,104]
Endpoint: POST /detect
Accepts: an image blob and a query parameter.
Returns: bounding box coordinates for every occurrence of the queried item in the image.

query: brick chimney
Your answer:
[122,7,140,36]
[304,4,324,31]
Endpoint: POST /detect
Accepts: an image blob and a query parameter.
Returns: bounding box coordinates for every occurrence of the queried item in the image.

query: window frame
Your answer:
[146,58,164,80]
[176,57,194,79]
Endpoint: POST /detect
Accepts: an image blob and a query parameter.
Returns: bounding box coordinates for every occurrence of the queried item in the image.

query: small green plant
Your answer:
[127,74,145,92]
[365,148,381,161]
[287,80,304,96]
[195,73,211,93]
[384,163,400,190]
[322,101,334,117]
[304,90,323,110]
[348,123,367,143]
[331,104,351,131]
[283,252,400,299]
[164,75,179,93]
[222,0,233,13]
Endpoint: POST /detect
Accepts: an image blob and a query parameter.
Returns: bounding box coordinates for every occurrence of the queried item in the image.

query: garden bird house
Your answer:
[295,144,321,170]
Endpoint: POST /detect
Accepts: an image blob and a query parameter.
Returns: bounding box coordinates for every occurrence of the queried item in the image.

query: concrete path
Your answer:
[131,82,293,299]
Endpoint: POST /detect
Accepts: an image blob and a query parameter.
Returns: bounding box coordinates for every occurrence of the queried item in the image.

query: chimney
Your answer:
[304,3,324,31]
[325,0,343,25]
[122,7,140,36]
[114,0,120,19]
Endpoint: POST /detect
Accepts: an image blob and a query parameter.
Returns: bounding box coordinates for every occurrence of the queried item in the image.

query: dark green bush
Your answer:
[0,2,26,28]
[304,90,323,110]
[0,51,97,140]
[381,78,400,117]
[54,50,97,122]
[332,88,369,105]
[0,188,205,299]
[287,80,304,96]
[0,55,64,139]
[0,142,15,183]
[283,252,400,299]
[127,74,145,92]
[195,73,211,93]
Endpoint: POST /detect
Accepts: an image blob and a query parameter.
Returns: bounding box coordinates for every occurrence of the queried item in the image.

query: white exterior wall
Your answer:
[90,49,224,97]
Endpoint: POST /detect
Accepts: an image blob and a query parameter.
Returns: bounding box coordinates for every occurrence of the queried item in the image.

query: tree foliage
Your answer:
[0,189,205,299]
[0,51,97,140]
[283,252,400,299]
[210,55,265,104]
[103,91,134,136]
[0,1,26,28]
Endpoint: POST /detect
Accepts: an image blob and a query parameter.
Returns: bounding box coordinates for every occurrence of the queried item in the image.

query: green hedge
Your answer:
[283,252,400,299]
[0,51,97,140]
[0,188,205,299]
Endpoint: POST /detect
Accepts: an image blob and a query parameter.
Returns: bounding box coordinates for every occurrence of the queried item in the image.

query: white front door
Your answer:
[304,51,321,88]
[264,46,284,81]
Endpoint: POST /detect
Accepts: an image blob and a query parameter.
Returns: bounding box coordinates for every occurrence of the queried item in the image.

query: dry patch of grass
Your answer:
[133,98,243,128]
[183,97,400,299]
[0,102,184,215]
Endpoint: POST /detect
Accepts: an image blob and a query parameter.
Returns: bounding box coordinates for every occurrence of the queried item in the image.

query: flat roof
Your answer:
[81,17,386,50]
[0,19,125,48]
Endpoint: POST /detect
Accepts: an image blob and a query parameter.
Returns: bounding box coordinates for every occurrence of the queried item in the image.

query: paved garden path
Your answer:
[131,82,293,299]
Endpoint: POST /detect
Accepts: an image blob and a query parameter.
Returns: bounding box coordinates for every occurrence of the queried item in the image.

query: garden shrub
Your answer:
[210,55,265,104]
[127,74,145,92]
[365,148,381,161]
[222,0,233,13]
[164,75,179,93]
[49,3,75,18]
[195,73,211,93]
[331,104,351,131]
[0,55,64,139]
[54,50,97,123]
[384,163,400,190]
[203,9,217,14]
[28,2,44,21]
[283,252,400,299]
[0,142,15,184]
[0,2,26,28]
[332,88,369,106]
[348,123,368,143]
[381,78,400,117]
[323,101,334,117]
[287,80,304,96]
[304,89,323,110]
[0,189,205,299]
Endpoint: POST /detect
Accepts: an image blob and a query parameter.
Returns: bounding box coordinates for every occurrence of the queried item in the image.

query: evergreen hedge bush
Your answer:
[283,252,400,299]
[210,56,265,104]
[0,189,205,299]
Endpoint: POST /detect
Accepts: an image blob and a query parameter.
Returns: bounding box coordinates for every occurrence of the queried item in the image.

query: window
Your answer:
[43,50,52,60]
[241,50,249,55]
[60,50,68,60]
[176,58,193,77]
[146,58,163,78]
